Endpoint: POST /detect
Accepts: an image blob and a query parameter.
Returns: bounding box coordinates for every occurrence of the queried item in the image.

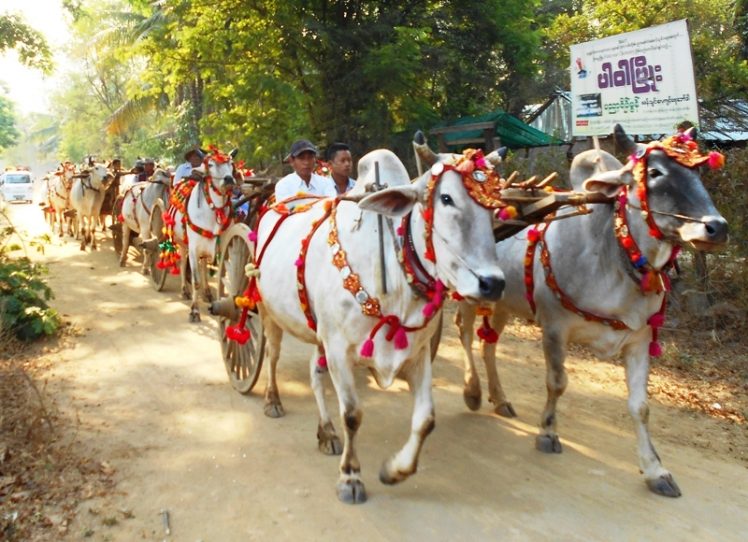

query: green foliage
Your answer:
[0,218,60,342]
[0,13,53,73]
[0,90,20,152]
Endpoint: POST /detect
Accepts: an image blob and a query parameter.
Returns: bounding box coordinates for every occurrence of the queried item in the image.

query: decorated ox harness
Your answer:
[117,177,171,231]
[157,148,234,273]
[226,149,509,352]
[523,132,724,357]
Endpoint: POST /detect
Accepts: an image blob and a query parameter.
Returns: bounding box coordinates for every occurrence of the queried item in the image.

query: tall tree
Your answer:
[0,13,53,73]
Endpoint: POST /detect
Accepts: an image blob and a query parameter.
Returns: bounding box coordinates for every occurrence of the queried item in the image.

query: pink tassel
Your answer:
[316,355,327,369]
[393,327,408,349]
[294,257,303,267]
[422,302,437,318]
[649,341,663,357]
[648,313,665,328]
[474,156,487,169]
[527,228,540,243]
[360,339,374,358]
[396,225,404,236]
[248,230,258,242]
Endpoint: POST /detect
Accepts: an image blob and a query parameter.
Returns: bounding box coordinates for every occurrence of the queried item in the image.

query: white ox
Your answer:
[69,160,112,251]
[171,149,236,321]
[119,168,172,272]
[254,148,505,504]
[48,162,77,237]
[452,125,728,497]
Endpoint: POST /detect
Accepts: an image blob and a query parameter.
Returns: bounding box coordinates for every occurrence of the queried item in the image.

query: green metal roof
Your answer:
[434,109,564,149]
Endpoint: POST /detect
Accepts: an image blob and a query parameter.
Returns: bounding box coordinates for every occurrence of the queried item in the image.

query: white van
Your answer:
[0,168,34,203]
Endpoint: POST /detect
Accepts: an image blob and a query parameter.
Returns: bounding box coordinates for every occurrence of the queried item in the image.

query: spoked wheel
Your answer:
[430,312,444,363]
[147,198,169,292]
[213,222,264,394]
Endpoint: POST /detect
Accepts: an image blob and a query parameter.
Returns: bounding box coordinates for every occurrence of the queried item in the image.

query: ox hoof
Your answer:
[119,261,126,268]
[646,474,682,498]
[189,311,201,323]
[264,401,285,419]
[337,478,367,504]
[463,388,481,411]
[494,401,517,418]
[182,290,191,300]
[142,267,150,276]
[536,434,563,454]
[379,459,413,486]
[317,423,343,456]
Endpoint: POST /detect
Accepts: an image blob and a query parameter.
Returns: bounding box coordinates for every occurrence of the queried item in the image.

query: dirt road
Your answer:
[7,203,747,541]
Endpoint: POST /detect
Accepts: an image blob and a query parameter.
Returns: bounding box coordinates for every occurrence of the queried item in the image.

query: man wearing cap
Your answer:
[326,142,356,195]
[174,148,204,187]
[274,139,336,202]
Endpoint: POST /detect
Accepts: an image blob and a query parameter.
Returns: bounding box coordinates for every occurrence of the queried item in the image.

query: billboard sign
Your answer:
[570,20,698,136]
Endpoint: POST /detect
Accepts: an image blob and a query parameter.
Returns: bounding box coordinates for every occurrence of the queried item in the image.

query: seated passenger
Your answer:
[274,139,336,202]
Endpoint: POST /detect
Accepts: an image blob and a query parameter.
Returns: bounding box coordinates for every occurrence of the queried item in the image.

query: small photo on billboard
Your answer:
[576,93,602,117]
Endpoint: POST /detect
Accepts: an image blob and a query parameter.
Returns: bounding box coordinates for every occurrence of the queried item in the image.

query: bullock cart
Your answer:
[158,177,271,392]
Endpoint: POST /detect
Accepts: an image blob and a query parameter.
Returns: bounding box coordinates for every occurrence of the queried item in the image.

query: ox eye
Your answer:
[648,168,663,179]
[440,194,454,206]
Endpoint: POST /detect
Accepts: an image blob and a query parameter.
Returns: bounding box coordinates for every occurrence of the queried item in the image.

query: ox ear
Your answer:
[358,184,422,217]
[229,148,238,159]
[582,168,633,198]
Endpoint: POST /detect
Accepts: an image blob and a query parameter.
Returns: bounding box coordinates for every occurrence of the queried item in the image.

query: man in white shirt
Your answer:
[274,139,336,201]
[326,142,356,195]
[173,148,205,187]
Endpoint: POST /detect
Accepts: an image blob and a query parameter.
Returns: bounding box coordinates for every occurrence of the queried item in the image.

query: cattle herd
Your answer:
[36,125,728,504]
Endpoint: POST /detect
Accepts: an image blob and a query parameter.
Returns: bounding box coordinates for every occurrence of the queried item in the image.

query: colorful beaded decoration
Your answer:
[523,130,725,357]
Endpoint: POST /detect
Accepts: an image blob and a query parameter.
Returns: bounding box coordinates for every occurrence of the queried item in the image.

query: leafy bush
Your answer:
[0,217,61,342]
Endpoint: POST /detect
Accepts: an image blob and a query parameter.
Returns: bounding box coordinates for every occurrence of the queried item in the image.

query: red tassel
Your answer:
[424,247,436,262]
[649,341,663,357]
[527,228,540,243]
[226,325,250,345]
[117,213,125,223]
[316,355,327,369]
[476,316,499,343]
[360,338,374,358]
[294,257,303,267]
[708,151,725,170]
[451,292,465,301]
[393,327,408,349]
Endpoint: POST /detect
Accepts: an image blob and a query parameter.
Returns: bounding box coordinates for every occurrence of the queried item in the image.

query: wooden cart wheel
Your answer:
[215,222,264,394]
[147,198,169,292]
[430,311,443,363]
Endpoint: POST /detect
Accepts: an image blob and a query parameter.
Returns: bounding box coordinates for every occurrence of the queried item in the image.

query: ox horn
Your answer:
[412,130,438,174]
[229,148,238,159]
[485,146,508,167]
[613,124,637,154]
[88,156,95,167]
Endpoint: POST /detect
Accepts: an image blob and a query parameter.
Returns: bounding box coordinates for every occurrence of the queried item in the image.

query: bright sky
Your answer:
[0,0,72,115]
